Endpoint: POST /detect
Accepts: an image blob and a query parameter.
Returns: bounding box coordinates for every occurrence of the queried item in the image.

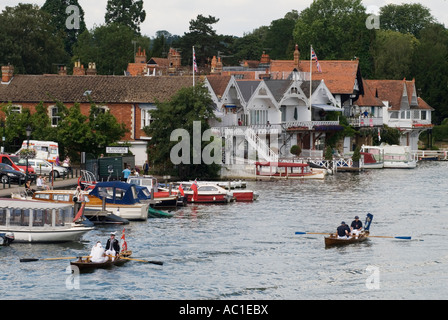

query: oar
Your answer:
[20,256,90,263]
[107,254,164,266]
[120,256,164,266]
[295,232,331,235]
[367,235,412,240]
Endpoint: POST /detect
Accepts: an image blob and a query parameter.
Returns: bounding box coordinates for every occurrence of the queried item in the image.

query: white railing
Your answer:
[244,128,278,162]
[348,117,383,127]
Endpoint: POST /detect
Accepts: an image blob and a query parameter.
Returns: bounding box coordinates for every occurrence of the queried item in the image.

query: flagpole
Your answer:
[193,46,195,86]
[310,45,312,110]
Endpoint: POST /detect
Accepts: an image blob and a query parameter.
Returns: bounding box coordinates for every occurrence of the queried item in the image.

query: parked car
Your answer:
[28,159,68,178]
[0,163,26,184]
[0,154,35,174]
[7,155,36,181]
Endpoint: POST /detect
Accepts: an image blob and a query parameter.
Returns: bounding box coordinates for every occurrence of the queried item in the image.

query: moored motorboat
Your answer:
[176,181,257,202]
[148,206,175,218]
[255,162,327,179]
[127,176,182,208]
[0,232,14,245]
[27,189,129,225]
[0,198,93,243]
[176,182,234,204]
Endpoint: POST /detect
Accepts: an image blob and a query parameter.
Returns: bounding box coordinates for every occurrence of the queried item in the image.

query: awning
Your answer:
[312,104,342,112]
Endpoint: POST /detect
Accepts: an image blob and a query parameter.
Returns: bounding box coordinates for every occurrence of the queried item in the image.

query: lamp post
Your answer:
[25,125,32,183]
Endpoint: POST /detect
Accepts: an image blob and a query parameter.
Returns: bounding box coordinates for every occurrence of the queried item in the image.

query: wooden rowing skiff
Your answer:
[70,250,132,271]
[324,231,369,247]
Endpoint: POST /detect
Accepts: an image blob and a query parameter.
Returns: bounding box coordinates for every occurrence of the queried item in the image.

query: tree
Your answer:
[264,11,298,60]
[41,0,87,56]
[0,4,69,74]
[179,14,222,67]
[144,84,220,179]
[373,30,419,80]
[379,3,434,37]
[105,0,146,34]
[293,0,375,77]
[411,24,448,124]
[73,23,150,75]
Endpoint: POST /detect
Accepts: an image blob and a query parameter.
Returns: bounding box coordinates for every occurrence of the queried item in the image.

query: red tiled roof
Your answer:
[269,59,360,94]
[354,79,384,107]
[206,75,231,98]
[0,74,198,104]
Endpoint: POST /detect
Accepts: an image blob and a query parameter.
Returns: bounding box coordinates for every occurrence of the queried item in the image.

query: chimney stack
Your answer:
[86,62,97,76]
[73,60,86,76]
[58,66,67,76]
[294,44,300,69]
[1,65,14,83]
[135,47,147,64]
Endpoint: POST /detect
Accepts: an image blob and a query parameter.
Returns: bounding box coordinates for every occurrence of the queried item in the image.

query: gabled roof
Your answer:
[269,59,361,95]
[354,79,384,107]
[0,75,197,104]
[205,75,231,99]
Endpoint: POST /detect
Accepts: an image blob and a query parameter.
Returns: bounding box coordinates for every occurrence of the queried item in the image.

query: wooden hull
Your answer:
[324,233,369,247]
[70,251,132,272]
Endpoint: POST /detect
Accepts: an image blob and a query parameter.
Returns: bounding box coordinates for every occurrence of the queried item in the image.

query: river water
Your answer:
[1,161,447,302]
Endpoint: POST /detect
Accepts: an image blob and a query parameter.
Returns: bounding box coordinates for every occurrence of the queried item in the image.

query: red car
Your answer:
[3,154,36,181]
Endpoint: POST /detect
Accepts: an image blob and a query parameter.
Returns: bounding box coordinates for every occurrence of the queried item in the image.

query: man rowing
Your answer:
[350,216,363,237]
[336,221,351,239]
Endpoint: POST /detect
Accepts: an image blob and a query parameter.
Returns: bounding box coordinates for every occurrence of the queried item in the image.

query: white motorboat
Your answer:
[0,199,93,243]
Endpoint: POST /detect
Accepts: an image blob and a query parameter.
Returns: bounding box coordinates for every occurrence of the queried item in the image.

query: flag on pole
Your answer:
[121,228,128,252]
[193,46,198,73]
[191,179,198,202]
[311,46,322,73]
[179,183,185,197]
[72,203,85,222]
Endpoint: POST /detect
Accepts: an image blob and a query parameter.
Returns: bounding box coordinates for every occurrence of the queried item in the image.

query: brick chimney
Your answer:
[58,66,67,76]
[73,60,85,76]
[294,44,300,69]
[1,65,14,83]
[135,47,147,64]
[86,62,97,76]
[260,51,270,65]
[168,48,181,69]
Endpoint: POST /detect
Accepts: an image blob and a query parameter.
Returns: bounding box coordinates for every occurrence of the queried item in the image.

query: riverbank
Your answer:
[0,177,79,198]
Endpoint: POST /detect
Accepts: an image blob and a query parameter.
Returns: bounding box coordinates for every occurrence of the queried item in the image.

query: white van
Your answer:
[16,140,59,163]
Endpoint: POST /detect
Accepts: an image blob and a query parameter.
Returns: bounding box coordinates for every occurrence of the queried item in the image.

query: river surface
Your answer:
[1,161,447,301]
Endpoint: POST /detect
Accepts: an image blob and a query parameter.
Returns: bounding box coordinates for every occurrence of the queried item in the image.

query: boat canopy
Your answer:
[90,181,141,205]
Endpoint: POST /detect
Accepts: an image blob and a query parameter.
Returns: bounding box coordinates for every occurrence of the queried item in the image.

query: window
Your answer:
[49,106,59,127]
[141,109,154,128]
[10,105,22,114]
[421,111,427,120]
[250,110,267,125]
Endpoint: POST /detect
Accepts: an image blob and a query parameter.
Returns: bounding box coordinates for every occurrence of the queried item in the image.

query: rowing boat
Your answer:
[324,231,369,247]
[148,206,174,218]
[70,250,132,272]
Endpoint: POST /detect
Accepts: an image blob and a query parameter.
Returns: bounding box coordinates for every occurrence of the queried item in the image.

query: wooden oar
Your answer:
[20,256,91,263]
[107,254,164,266]
[367,235,412,240]
[295,232,331,235]
[120,256,164,266]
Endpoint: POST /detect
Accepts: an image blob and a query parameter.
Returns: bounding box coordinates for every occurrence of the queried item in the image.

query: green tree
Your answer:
[144,84,220,179]
[73,23,150,75]
[179,14,222,67]
[373,30,419,80]
[293,0,375,77]
[41,0,87,56]
[411,23,448,124]
[379,3,434,37]
[105,0,146,34]
[264,11,298,60]
[0,4,69,74]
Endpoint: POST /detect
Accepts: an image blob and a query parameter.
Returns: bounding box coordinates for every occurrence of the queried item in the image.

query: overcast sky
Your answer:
[1,0,447,38]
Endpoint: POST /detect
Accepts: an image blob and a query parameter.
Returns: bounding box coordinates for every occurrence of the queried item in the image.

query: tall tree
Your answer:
[379,3,434,37]
[144,84,220,179]
[373,30,419,80]
[73,23,150,75]
[105,0,146,34]
[0,4,69,74]
[293,0,375,77]
[264,11,298,60]
[41,0,87,56]
[411,24,448,124]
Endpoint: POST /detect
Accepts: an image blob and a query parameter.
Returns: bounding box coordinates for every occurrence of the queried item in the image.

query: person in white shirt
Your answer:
[36,176,44,190]
[90,241,108,263]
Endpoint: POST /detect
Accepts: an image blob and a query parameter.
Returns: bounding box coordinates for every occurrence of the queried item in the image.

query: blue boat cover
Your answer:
[90,181,142,205]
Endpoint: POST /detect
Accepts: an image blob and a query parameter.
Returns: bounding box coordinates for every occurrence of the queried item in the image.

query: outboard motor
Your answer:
[0,232,14,246]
